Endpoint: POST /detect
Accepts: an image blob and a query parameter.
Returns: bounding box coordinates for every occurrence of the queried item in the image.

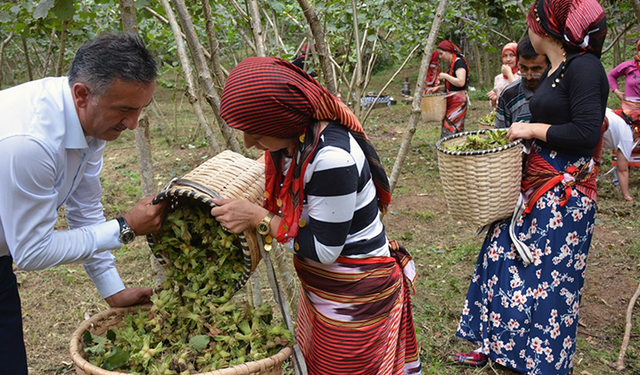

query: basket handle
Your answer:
[155,178,224,205]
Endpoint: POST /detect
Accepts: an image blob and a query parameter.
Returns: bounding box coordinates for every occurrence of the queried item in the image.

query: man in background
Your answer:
[495,36,549,128]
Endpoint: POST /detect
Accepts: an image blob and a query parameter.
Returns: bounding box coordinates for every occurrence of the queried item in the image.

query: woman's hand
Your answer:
[426,86,442,94]
[210,199,267,234]
[613,89,625,102]
[487,90,498,102]
[506,122,550,142]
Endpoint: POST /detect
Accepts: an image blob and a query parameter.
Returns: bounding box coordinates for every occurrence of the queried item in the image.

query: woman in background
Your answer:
[608,39,640,103]
[426,40,469,139]
[455,0,609,374]
[487,42,520,108]
[423,50,440,92]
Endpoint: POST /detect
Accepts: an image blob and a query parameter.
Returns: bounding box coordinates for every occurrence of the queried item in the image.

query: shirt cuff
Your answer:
[91,267,125,298]
[94,219,123,252]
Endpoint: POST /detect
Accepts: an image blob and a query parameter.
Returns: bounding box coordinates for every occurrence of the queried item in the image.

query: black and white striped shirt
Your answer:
[285,122,389,264]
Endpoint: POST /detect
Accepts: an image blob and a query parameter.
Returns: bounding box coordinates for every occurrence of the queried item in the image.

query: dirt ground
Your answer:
[16,85,640,375]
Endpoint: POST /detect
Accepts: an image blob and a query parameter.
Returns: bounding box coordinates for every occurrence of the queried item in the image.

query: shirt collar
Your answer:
[62,77,89,150]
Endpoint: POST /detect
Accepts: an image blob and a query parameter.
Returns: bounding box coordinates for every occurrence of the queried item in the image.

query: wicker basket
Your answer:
[436,129,523,228]
[149,150,265,291]
[69,306,293,375]
[420,93,447,123]
[478,121,494,130]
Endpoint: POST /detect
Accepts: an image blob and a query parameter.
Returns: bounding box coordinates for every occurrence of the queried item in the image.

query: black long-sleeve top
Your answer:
[529,52,609,156]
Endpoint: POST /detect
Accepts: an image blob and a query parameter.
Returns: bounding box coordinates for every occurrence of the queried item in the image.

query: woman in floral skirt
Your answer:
[455,0,609,374]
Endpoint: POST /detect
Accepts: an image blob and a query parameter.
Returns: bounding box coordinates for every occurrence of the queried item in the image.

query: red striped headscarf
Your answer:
[526,0,607,58]
[220,57,391,243]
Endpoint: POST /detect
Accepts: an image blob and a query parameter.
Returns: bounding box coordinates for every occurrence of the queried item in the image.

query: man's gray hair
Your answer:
[68,32,157,96]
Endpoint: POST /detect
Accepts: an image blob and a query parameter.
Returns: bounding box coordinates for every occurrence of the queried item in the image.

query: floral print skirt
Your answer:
[456,147,596,375]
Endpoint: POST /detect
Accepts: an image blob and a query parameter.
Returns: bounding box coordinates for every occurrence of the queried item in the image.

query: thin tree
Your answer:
[118,0,155,197]
[0,31,14,86]
[159,0,221,154]
[200,0,227,92]
[55,19,69,77]
[171,0,242,153]
[296,0,337,94]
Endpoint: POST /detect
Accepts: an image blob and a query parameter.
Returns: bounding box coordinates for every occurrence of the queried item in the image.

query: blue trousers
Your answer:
[0,255,28,375]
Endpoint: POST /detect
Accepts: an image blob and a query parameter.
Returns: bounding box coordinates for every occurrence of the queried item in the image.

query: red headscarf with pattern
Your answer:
[526,0,607,58]
[220,57,391,243]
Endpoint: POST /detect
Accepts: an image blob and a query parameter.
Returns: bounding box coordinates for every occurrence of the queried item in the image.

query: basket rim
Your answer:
[421,92,447,97]
[435,129,523,156]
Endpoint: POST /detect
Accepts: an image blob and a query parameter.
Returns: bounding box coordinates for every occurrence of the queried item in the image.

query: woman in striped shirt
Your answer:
[210,56,421,375]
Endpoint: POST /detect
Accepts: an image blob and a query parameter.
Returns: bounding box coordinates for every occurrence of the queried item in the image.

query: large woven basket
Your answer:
[69,306,293,375]
[149,150,265,291]
[478,121,494,130]
[420,93,447,122]
[436,129,523,228]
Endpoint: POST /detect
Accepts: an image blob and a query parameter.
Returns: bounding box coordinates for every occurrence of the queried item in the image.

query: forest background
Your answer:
[2,0,640,374]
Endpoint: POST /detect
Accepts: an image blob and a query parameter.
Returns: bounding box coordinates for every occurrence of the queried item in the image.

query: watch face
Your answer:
[257,222,269,235]
[121,230,136,244]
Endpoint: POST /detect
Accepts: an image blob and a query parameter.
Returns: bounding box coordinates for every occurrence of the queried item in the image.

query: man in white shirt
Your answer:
[0,33,167,374]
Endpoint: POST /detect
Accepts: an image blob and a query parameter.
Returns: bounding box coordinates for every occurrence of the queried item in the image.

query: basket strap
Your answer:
[508,193,534,266]
[170,178,225,202]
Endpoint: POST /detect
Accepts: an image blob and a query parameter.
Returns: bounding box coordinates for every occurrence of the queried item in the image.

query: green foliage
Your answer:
[82,199,293,373]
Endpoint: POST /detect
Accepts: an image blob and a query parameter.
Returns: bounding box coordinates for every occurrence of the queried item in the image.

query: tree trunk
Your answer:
[0,32,13,87]
[632,0,640,24]
[473,42,483,89]
[389,0,449,194]
[21,37,33,81]
[159,0,221,154]
[483,48,492,91]
[171,0,242,153]
[351,0,363,118]
[55,19,69,77]
[248,0,266,56]
[200,0,226,92]
[43,26,57,77]
[296,0,337,94]
[118,0,155,196]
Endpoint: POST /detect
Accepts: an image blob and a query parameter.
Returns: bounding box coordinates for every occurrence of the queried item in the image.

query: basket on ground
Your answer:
[436,129,523,228]
[69,306,293,375]
[478,121,494,130]
[149,150,265,291]
[420,93,446,122]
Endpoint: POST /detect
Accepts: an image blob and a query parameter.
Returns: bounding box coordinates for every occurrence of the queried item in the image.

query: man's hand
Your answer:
[123,195,168,235]
[105,287,153,307]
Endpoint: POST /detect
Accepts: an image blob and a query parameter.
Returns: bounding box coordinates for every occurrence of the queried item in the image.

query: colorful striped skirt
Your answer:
[441,90,468,139]
[294,243,422,375]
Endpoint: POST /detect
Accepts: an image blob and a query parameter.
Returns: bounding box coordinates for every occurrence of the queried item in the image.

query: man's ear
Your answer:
[72,82,91,109]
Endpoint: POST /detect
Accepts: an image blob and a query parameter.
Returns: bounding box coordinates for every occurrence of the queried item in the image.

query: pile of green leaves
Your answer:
[479,111,496,124]
[445,129,511,152]
[82,199,292,374]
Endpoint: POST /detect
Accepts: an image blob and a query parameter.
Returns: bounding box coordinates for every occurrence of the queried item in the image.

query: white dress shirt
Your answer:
[0,77,125,298]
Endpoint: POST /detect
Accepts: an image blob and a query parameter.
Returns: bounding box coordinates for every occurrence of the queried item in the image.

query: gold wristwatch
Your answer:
[257,212,275,236]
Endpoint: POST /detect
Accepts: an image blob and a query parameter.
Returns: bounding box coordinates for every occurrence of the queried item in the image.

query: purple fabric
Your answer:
[608,60,640,100]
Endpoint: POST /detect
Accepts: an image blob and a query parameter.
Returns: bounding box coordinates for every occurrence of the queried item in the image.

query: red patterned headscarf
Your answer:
[526,0,607,58]
[502,42,519,78]
[220,57,391,243]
